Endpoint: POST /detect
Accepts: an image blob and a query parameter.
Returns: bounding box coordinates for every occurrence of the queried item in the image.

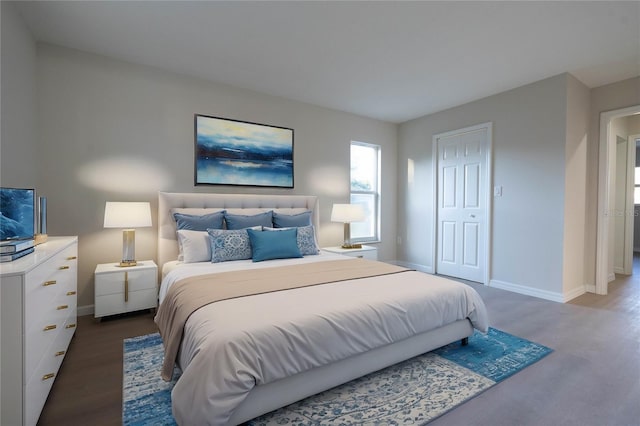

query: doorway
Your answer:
[596,105,640,294]
[432,122,492,284]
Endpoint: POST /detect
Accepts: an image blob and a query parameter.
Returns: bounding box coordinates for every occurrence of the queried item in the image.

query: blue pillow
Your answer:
[174,211,225,231]
[207,229,253,263]
[247,228,302,262]
[273,211,312,228]
[225,211,273,230]
[263,225,319,256]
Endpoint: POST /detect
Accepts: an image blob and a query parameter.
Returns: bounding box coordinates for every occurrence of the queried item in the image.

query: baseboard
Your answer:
[613,267,624,274]
[562,286,586,302]
[585,284,596,293]
[489,279,584,303]
[608,272,616,282]
[391,260,433,274]
[77,304,94,317]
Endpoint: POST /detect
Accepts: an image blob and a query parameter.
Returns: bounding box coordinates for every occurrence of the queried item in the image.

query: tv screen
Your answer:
[0,187,35,242]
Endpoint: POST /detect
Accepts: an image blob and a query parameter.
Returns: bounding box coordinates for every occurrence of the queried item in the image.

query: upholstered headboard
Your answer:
[157,192,320,268]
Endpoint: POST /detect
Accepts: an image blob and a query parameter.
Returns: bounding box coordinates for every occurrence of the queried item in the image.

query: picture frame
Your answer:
[194,114,294,188]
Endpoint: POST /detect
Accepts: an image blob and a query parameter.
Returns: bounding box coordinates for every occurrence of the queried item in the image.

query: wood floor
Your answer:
[37,262,640,426]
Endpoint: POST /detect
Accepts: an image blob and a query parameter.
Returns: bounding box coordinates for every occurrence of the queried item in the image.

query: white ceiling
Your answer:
[14,1,640,123]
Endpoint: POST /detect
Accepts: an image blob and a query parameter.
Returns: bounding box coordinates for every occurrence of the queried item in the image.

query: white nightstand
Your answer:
[94,260,158,318]
[322,245,378,260]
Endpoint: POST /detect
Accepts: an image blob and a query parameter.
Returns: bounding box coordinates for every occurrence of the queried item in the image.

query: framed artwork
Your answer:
[194,114,294,188]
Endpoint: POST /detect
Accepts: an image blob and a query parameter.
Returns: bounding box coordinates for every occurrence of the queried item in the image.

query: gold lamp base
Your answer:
[341,243,362,249]
[341,223,362,249]
[118,229,138,267]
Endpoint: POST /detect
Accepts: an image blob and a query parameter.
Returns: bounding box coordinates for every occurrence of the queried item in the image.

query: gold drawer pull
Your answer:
[43,324,57,331]
[124,271,129,302]
[55,350,66,357]
[66,291,76,296]
[67,256,77,260]
[42,373,55,381]
[43,280,57,286]
[59,265,70,270]
[65,323,76,329]
[57,305,69,310]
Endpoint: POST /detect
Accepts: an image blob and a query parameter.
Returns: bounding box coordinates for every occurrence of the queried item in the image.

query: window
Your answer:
[350,142,380,243]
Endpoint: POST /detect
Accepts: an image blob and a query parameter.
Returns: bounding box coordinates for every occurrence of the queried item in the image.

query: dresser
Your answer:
[94,260,158,318]
[0,236,78,426]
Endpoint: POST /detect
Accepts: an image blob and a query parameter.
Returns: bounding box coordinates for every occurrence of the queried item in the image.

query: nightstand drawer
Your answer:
[95,269,156,296]
[322,245,378,261]
[94,289,157,318]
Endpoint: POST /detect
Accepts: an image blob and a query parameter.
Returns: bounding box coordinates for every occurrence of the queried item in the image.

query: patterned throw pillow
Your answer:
[207,229,254,263]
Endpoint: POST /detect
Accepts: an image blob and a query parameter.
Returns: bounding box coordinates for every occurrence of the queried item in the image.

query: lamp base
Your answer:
[341,243,362,249]
[120,229,137,268]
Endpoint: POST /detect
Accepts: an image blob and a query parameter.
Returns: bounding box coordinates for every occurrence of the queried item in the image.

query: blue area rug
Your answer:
[122,328,552,425]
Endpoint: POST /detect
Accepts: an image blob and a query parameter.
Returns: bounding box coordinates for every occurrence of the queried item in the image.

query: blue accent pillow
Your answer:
[247,228,302,262]
[208,229,253,263]
[225,211,273,230]
[263,225,319,256]
[273,211,312,228]
[174,211,225,231]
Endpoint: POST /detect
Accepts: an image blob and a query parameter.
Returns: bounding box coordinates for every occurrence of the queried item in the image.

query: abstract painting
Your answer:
[195,115,294,188]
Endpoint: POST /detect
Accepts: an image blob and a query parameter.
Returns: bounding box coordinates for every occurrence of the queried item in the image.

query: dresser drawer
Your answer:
[24,245,77,327]
[24,305,77,382]
[24,321,72,426]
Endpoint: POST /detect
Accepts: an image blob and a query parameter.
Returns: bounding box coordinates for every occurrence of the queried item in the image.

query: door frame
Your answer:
[431,122,493,285]
[622,133,640,275]
[596,105,640,294]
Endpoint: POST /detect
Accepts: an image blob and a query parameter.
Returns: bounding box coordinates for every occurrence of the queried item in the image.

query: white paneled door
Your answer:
[436,124,489,283]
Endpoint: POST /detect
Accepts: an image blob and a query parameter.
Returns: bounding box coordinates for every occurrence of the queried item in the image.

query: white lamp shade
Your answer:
[104,202,152,228]
[331,203,366,223]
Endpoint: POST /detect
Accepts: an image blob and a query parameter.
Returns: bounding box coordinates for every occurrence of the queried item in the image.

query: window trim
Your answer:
[350,141,381,244]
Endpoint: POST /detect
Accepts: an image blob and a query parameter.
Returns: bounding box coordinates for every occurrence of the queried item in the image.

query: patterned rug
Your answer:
[123,328,552,425]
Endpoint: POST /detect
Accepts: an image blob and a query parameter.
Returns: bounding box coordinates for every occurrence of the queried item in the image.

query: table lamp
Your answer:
[331,203,365,249]
[104,201,152,267]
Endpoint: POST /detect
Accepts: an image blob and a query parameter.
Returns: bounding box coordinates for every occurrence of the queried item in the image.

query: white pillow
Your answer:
[177,230,211,263]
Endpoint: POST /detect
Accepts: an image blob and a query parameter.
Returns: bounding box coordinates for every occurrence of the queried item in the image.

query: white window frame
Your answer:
[350,141,381,243]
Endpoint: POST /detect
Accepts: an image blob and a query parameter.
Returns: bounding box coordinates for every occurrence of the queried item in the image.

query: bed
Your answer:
[155,191,489,425]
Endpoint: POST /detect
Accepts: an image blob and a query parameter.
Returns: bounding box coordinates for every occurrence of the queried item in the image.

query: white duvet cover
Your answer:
[158,253,489,425]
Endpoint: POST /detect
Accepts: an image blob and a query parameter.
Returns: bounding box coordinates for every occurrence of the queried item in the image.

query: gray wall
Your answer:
[34,44,398,309]
[398,74,569,299]
[562,74,590,296]
[0,1,39,413]
[1,2,37,187]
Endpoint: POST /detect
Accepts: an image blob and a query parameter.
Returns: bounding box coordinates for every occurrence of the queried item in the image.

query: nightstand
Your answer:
[322,245,378,260]
[94,260,158,318]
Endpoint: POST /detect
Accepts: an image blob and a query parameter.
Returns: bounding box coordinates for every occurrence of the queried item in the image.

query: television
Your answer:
[0,187,35,242]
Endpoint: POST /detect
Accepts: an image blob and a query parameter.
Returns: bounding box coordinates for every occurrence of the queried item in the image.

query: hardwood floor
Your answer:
[37,263,640,426]
[37,311,157,426]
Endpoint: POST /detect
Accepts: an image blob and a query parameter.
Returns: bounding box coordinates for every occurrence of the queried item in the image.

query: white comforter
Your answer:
[158,253,489,425]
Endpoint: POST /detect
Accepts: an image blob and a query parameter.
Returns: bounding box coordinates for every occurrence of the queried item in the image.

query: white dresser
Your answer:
[0,236,78,426]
